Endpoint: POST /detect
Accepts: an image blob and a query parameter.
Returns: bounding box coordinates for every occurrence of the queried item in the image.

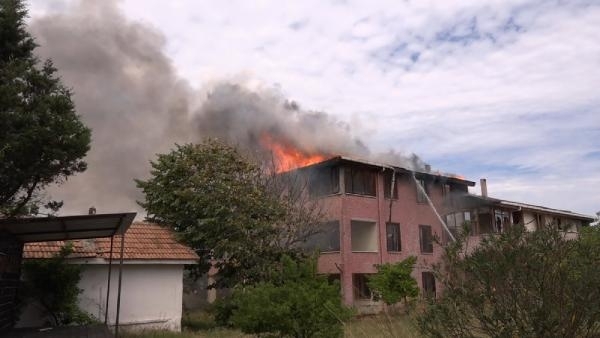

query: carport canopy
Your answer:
[0,212,136,243]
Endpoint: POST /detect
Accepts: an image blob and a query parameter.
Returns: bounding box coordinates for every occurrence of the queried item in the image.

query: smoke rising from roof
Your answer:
[30,0,423,216]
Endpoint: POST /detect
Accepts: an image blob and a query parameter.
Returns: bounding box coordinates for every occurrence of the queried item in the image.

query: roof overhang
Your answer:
[291,155,476,186]
[0,212,136,243]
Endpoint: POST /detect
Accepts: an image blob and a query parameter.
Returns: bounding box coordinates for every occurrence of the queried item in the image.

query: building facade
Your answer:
[297,156,593,313]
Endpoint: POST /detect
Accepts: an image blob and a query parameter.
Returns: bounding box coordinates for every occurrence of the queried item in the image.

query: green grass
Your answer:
[123,312,422,338]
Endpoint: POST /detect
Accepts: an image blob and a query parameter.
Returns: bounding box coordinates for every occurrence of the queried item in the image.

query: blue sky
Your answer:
[29,0,600,216]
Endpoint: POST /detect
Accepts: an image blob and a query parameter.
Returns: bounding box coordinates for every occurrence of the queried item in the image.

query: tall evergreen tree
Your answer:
[0,0,91,217]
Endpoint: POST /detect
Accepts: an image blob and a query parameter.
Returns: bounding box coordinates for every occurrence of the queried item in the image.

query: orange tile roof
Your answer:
[23,222,199,262]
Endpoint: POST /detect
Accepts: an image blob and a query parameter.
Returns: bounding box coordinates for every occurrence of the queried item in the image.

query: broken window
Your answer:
[351,220,378,252]
[478,208,493,234]
[416,178,428,203]
[442,183,451,197]
[353,274,372,299]
[345,166,376,196]
[422,271,436,298]
[303,221,340,252]
[494,210,510,233]
[445,211,472,237]
[386,222,401,252]
[308,166,340,197]
[419,225,433,253]
[383,171,399,199]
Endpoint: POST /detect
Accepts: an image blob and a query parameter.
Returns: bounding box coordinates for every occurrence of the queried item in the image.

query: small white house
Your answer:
[18,222,199,332]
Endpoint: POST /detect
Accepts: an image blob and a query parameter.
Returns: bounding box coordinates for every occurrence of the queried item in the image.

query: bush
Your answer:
[226,255,353,338]
[368,256,419,309]
[418,224,600,338]
[21,243,95,326]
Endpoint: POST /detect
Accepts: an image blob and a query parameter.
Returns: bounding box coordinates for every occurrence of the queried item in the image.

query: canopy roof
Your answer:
[0,212,136,243]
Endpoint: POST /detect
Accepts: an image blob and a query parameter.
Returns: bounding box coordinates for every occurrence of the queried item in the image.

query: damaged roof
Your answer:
[294,155,476,186]
[24,222,199,262]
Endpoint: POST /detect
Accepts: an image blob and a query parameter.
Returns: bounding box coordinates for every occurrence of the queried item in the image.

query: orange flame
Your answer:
[260,134,327,172]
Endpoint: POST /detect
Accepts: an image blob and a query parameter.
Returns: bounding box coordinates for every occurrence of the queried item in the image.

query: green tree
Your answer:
[368,256,419,310]
[21,244,94,326]
[136,140,322,288]
[418,224,600,338]
[228,255,352,338]
[0,0,91,217]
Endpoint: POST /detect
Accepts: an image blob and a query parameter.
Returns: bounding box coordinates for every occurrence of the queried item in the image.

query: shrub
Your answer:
[418,224,600,338]
[21,243,95,326]
[368,256,419,309]
[227,255,353,338]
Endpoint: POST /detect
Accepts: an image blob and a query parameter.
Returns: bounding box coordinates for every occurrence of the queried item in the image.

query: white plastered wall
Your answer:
[79,263,184,331]
[17,263,186,332]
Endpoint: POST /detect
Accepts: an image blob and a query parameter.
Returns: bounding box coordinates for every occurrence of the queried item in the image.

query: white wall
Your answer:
[18,263,185,332]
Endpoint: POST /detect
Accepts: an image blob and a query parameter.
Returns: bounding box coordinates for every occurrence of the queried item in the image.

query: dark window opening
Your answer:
[419,225,433,253]
[422,272,436,298]
[386,223,401,252]
[512,211,522,225]
[478,211,493,234]
[383,171,399,199]
[416,178,429,203]
[345,167,376,196]
[308,166,340,197]
[442,184,451,197]
[303,221,340,252]
[353,274,372,299]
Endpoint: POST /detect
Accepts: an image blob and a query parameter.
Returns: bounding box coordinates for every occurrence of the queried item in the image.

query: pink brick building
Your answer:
[294,156,475,313]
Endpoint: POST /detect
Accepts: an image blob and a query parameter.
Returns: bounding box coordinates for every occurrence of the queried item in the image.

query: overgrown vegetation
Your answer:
[21,244,95,326]
[0,0,91,217]
[225,255,353,338]
[136,140,323,288]
[418,224,600,338]
[368,256,419,311]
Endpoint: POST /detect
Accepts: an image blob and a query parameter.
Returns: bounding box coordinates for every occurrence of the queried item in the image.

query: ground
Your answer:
[122,311,421,338]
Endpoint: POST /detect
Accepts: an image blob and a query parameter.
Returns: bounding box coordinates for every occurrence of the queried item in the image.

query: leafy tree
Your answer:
[418,224,600,338]
[368,256,419,310]
[0,0,91,217]
[136,140,323,288]
[21,244,95,326]
[228,255,353,338]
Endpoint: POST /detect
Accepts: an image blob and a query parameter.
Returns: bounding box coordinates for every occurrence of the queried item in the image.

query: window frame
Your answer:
[416,178,428,203]
[419,225,434,254]
[386,222,401,252]
[383,171,399,199]
[344,166,377,197]
[422,271,436,298]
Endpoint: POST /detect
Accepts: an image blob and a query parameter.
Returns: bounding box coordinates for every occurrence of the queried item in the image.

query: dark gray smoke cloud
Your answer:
[30,0,421,216]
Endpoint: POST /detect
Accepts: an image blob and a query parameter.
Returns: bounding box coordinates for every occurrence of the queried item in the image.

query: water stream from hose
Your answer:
[412,172,456,242]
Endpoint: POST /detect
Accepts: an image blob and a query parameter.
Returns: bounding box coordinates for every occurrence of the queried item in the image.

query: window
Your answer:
[345,167,376,196]
[445,211,472,237]
[416,179,428,203]
[351,220,378,252]
[419,225,433,253]
[422,272,436,298]
[383,171,398,199]
[386,223,401,252]
[442,184,451,197]
[308,166,339,197]
[494,210,510,233]
[304,221,340,252]
[353,274,372,299]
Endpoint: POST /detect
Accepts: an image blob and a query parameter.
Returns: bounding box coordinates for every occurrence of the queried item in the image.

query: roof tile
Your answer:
[23,222,199,261]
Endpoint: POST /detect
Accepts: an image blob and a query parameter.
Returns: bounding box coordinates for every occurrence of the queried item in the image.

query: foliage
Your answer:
[0,0,91,217]
[226,255,353,338]
[136,140,323,288]
[21,243,95,326]
[417,224,600,338]
[368,256,419,307]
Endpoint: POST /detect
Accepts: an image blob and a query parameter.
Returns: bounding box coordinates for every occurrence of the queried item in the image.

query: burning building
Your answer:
[279,155,594,313]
